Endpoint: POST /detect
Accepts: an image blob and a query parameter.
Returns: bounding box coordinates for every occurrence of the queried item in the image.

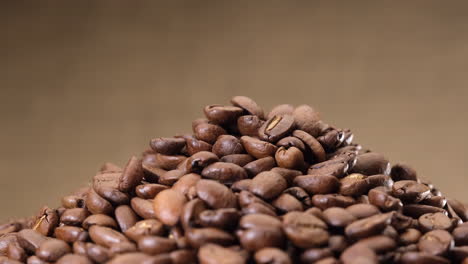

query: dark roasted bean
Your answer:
[199,208,240,230]
[276,136,306,152]
[322,207,356,227]
[272,193,303,213]
[294,175,340,195]
[249,171,287,200]
[356,235,396,253]
[308,158,350,178]
[392,180,431,203]
[418,212,454,232]
[237,115,264,137]
[292,130,326,162]
[268,104,294,119]
[453,226,468,246]
[300,248,333,263]
[85,189,113,215]
[119,156,144,192]
[258,115,295,143]
[350,152,390,176]
[402,204,446,218]
[155,153,187,171]
[86,243,111,263]
[271,167,302,184]
[283,187,311,207]
[390,163,418,181]
[345,212,394,240]
[212,135,244,157]
[282,211,328,248]
[418,230,453,256]
[328,235,348,253]
[368,188,402,212]
[185,135,213,156]
[448,199,468,222]
[135,184,169,199]
[60,208,89,226]
[241,136,278,159]
[400,228,422,245]
[159,169,185,185]
[204,105,244,125]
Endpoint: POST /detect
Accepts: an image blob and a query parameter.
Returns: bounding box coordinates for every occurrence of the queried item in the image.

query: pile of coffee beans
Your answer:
[1,96,468,264]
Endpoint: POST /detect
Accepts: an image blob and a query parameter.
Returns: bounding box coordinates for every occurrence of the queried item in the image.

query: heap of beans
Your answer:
[1,96,468,264]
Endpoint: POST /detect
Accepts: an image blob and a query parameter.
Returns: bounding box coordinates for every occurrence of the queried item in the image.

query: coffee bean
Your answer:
[390,163,418,181]
[242,202,277,216]
[300,248,333,263]
[199,208,240,230]
[181,199,209,229]
[155,153,187,171]
[85,189,114,215]
[448,199,468,222]
[60,208,89,226]
[340,244,378,264]
[328,235,348,253]
[142,154,167,183]
[294,175,340,195]
[170,249,197,264]
[86,243,111,263]
[276,136,306,152]
[453,226,468,246]
[131,197,157,219]
[231,179,252,192]
[400,251,450,264]
[283,187,311,207]
[118,156,144,192]
[312,194,356,210]
[124,219,165,242]
[307,158,350,178]
[16,229,47,254]
[368,188,403,212]
[7,242,26,262]
[237,115,264,137]
[32,207,59,237]
[186,227,236,248]
[421,195,447,208]
[221,154,255,167]
[275,146,305,170]
[345,212,394,240]
[292,105,321,137]
[271,167,302,184]
[356,235,396,253]
[27,256,48,264]
[185,135,213,156]
[392,180,431,202]
[268,104,294,120]
[418,230,454,256]
[0,233,18,256]
[419,212,454,232]
[196,180,237,209]
[258,115,295,143]
[82,214,117,230]
[204,105,244,125]
[89,225,129,248]
[150,137,186,155]
[241,136,278,159]
[346,204,380,219]
[135,184,169,199]
[54,226,88,243]
[194,123,227,144]
[159,169,185,185]
[350,152,390,176]
[272,193,304,213]
[62,195,85,209]
[322,207,356,227]
[202,162,247,185]
[282,211,328,248]
[292,130,326,162]
[254,247,292,264]
[400,228,422,245]
[231,96,264,119]
[249,171,288,200]
[244,156,276,177]
[403,204,447,218]
[35,239,70,262]
[198,243,246,264]
[212,135,244,157]
[56,254,93,264]
[138,236,177,255]
[114,205,139,232]
[153,189,187,226]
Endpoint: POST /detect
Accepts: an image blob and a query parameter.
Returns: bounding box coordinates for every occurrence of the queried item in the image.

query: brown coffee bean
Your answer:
[54,226,88,243]
[82,214,117,230]
[317,129,346,151]
[56,254,93,264]
[322,207,356,227]
[400,228,422,245]
[181,199,209,229]
[221,154,255,167]
[150,137,186,155]
[345,212,394,240]
[194,123,227,144]
[186,151,219,173]
[85,189,114,215]
[89,225,129,248]
[283,187,312,207]
[312,194,356,210]
[292,130,326,162]
[392,180,431,202]
[32,207,59,237]
[86,243,111,263]
[272,193,303,213]
[196,180,237,209]
[138,236,177,255]
[448,199,468,222]
[307,157,350,178]
[135,184,169,199]
[115,205,139,232]
[300,248,333,263]
[204,105,244,124]
[236,214,284,251]
[275,146,304,170]
[237,115,264,137]
[159,169,185,185]
[258,115,295,143]
[403,204,447,218]
[72,241,87,255]
[241,136,278,159]
[153,189,187,226]
[27,256,48,264]
[340,244,378,264]
[368,188,403,212]
[131,197,157,219]
[418,212,453,232]
[170,249,197,264]
[202,162,247,185]
[212,135,244,157]
[35,239,70,262]
[328,235,348,253]
[155,153,187,171]
[390,163,418,181]
[199,208,240,230]
[142,154,167,183]
[7,243,26,262]
[124,219,165,242]
[60,208,89,226]
[356,235,396,253]
[186,228,235,248]
[282,211,328,248]
[268,104,294,120]
[350,152,390,176]
[292,105,321,137]
[17,229,47,254]
[421,195,447,208]
[346,204,380,219]
[453,226,468,246]
[418,230,454,256]
[231,179,252,192]
[198,243,246,264]
[254,247,291,264]
[276,136,306,152]
[294,175,340,195]
[244,157,276,177]
[62,195,85,209]
[171,173,201,196]
[185,135,213,156]
[231,96,264,119]
[0,233,18,256]
[242,202,277,217]
[118,156,144,192]
[400,251,450,264]
[271,167,302,184]
[249,171,288,200]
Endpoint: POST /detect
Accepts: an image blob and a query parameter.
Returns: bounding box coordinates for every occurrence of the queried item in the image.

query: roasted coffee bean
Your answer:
[27,256,48,264]
[7,243,26,262]
[254,247,292,264]
[300,248,333,263]
[340,174,391,196]
[271,167,302,184]
[85,188,114,215]
[282,211,328,248]
[159,169,185,185]
[36,239,71,262]
[275,146,304,170]
[199,208,240,230]
[418,212,453,232]
[114,205,139,232]
[241,136,278,159]
[236,214,284,251]
[56,254,93,264]
[61,195,85,209]
[418,230,454,256]
[181,199,209,229]
[249,171,288,200]
[258,115,295,143]
[231,179,252,192]
[172,173,201,197]
[400,228,422,245]
[109,242,137,256]
[194,123,227,144]
[185,135,213,156]
[94,186,130,205]
[350,152,390,176]
[390,163,418,181]
[368,188,403,212]
[345,212,394,240]
[307,157,350,178]
[202,162,247,185]
[244,157,276,177]
[403,204,447,218]
[17,229,47,254]
[170,249,197,264]
[276,136,306,152]
[89,225,129,247]
[400,251,450,264]
[82,214,117,230]
[237,115,264,137]
[118,156,144,192]
[340,244,378,264]
[142,155,167,183]
[231,96,264,119]
[212,135,244,157]
[294,175,340,195]
[0,233,18,256]
[272,193,304,213]
[453,226,468,246]
[186,227,236,248]
[292,130,326,162]
[124,219,165,242]
[268,104,294,120]
[54,226,88,243]
[138,236,177,255]
[221,154,255,167]
[204,105,244,125]
[150,137,186,155]
[60,208,89,226]
[392,180,431,202]
[238,190,273,209]
[186,151,220,173]
[131,197,156,219]
[198,243,246,264]
[328,235,348,253]
[356,235,396,253]
[312,194,356,210]
[391,212,415,231]
[322,207,356,227]
[448,199,468,222]
[346,204,380,219]
[196,180,237,209]
[242,202,277,216]
[72,241,87,255]
[283,187,311,207]
[86,243,111,263]
[292,105,321,137]
[135,184,169,199]
[153,189,187,226]
[154,153,187,171]
[421,195,447,208]
[317,129,347,151]
[32,207,59,237]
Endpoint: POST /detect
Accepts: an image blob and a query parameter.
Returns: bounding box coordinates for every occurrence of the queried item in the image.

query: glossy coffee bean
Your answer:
[131,197,156,219]
[294,175,340,195]
[35,239,71,262]
[196,180,237,209]
[60,208,90,226]
[276,136,306,152]
[241,136,278,159]
[249,171,288,200]
[194,123,227,144]
[346,204,380,219]
[124,219,165,242]
[271,167,302,184]
[138,236,177,255]
[307,158,350,178]
[418,212,453,232]
[390,163,417,181]
[212,135,244,157]
[150,137,186,155]
[244,156,276,177]
[89,225,129,247]
[418,230,454,256]
[118,156,144,192]
[202,162,247,185]
[292,105,321,137]
[135,184,169,199]
[275,146,304,170]
[237,115,264,137]
[186,228,236,248]
[198,243,246,264]
[392,180,431,203]
[254,247,292,264]
[82,214,118,230]
[292,130,326,162]
[345,212,394,240]
[54,226,88,243]
[402,204,447,218]
[312,194,356,210]
[185,135,213,156]
[114,205,139,232]
[86,243,111,263]
[33,207,59,236]
[231,96,264,119]
[258,115,295,143]
[85,189,113,215]
[199,208,240,230]
[272,193,304,213]
[204,105,244,125]
[322,207,356,227]
[282,211,328,248]
[368,188,402,212]
[153,189,187,226]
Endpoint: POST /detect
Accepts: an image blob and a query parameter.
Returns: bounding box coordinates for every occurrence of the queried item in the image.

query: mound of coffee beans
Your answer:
[1,96,468,264]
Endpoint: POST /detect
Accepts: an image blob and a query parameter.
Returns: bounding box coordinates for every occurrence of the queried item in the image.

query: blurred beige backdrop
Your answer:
[1,1,468,222]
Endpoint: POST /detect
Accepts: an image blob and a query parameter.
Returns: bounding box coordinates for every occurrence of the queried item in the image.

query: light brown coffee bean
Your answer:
[185,135,213,156]
[124,219,165,242]
[56,254,93,264]
[240,136,278,159]
[114,205,139,232]
[135,184,169,199]
[54,226,88,243]
[85,189,113,215]
[138,236,177,255]
[153,189,187,226]
[60,208,89,226]
[340,244,378,264]
[89,226,129,248]
[82,214,117,230]
[118,156,144,192]
[131,197,157,219]
[36,239,71,262]
[196,180,237,209]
